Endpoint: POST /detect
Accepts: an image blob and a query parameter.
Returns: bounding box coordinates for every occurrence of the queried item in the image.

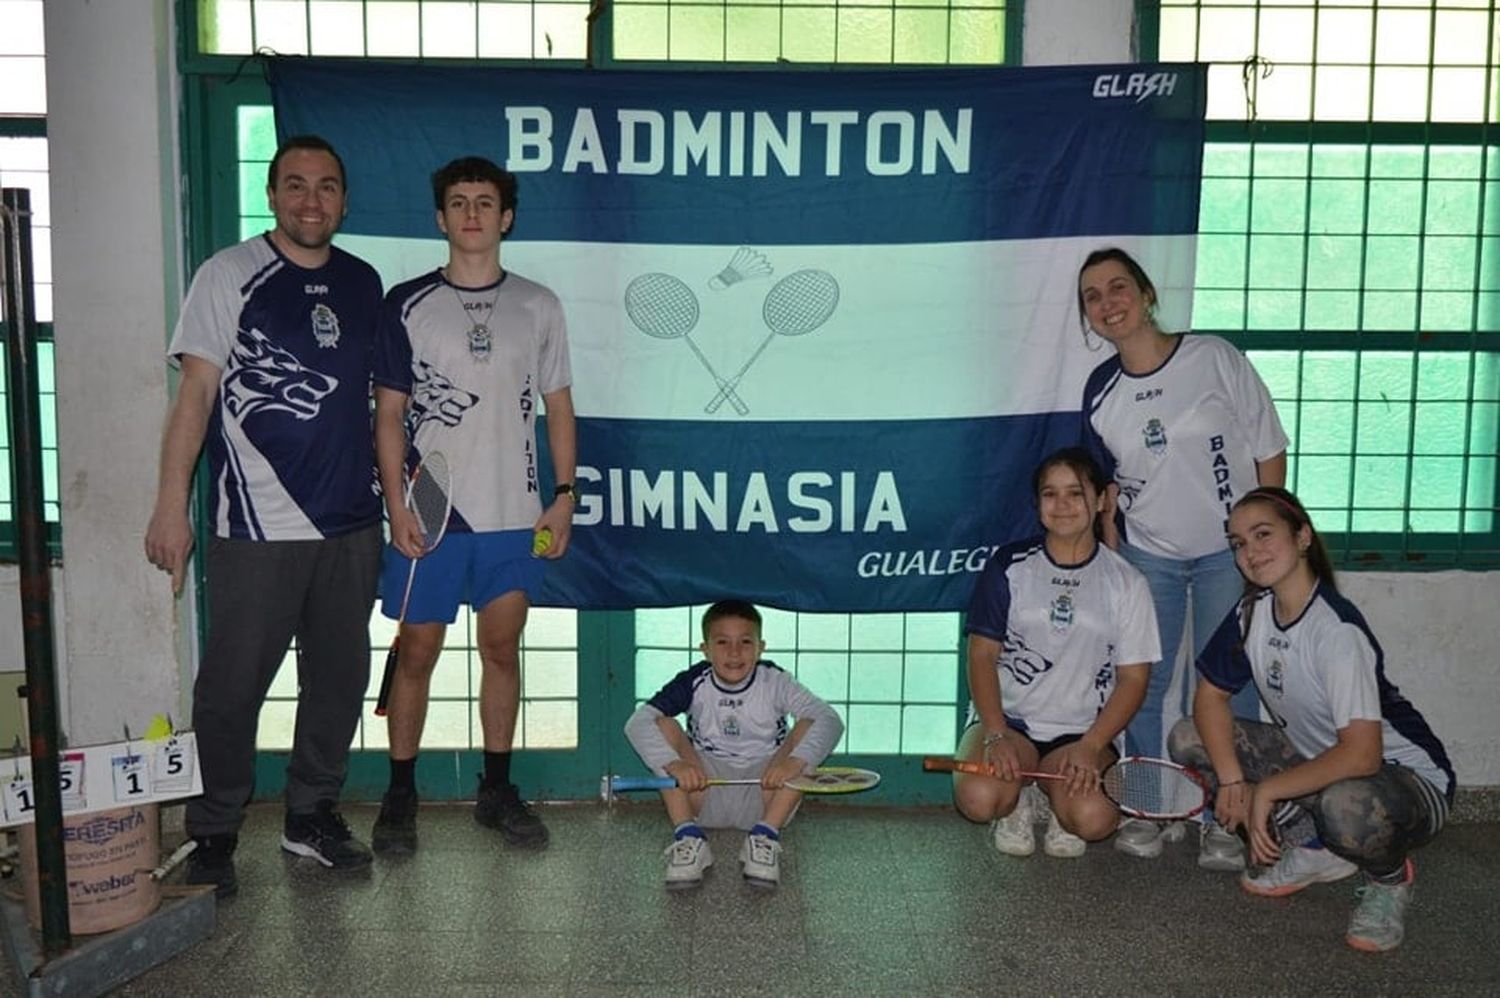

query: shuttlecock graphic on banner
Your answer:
[707,246,773,291]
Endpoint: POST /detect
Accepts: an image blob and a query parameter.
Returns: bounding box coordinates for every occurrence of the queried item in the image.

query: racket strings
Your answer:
[408,455,452,548]
[626,274,698,336]
[1106,761,1205,818]
[763,271,839,334]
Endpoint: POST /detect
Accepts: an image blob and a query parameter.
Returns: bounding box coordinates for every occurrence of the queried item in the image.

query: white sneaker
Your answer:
[1113,817,1164,858]
[1198,822,1247,872]
[662,834,712,889]
[1241,845,1359,898]
[990,789,1035,857]
[1041,806,1087,859]
[739,832,781,887]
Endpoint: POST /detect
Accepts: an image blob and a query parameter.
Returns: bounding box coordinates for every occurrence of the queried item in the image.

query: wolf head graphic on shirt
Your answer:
[409,359,480,436]
[223,326,338,421]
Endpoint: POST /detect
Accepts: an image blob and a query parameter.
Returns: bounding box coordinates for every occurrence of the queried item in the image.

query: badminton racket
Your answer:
[607,766,880,796]
[374,451,453,716]
[923,755,1208,821]
[705,268,839,414]
[624,272,748,415]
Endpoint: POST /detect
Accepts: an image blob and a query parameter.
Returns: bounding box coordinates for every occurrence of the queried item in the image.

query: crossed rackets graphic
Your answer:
[624,262,841,416]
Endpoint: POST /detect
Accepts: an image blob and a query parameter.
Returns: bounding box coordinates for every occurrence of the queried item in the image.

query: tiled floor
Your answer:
[6,801,1499,996]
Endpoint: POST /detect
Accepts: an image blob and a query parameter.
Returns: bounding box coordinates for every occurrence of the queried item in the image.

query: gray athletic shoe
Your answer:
[1198,821,1247,872]
[1113,817,1163,858]
[1346,862,1414,953]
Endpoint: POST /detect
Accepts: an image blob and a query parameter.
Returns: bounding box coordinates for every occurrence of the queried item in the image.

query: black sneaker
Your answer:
[474,779,549,848]
[185,833,238,899]
[281,802,374,869]
[371,788,419,855]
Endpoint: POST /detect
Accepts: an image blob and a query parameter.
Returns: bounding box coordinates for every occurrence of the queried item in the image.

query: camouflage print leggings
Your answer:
[1167,716,1449,877]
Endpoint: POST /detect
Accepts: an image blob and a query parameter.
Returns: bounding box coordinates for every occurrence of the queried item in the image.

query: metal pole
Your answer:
[1,187,71,956]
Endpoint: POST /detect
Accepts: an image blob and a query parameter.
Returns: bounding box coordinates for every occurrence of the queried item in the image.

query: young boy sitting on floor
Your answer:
[624,600,843,889]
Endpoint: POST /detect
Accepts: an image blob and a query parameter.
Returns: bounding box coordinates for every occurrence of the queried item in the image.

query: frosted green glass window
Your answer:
[1155,1,1500,564]
[196,0,590,60]
[634,606,960,755]
[258,607,580,750]
[1,1,58,544]
[1160,0,1498,124]
[613,0,1010,64]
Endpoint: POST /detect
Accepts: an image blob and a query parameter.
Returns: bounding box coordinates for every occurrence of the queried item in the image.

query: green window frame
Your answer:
[1145,0,1500,568]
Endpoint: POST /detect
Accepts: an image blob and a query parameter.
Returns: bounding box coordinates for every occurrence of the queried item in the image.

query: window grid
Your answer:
[634,606,961,756]
[197,0,592,60]
[1160,1,1500,565]
[611,0,1009,65]
[1,0,57,538]
[1161,0,1497,124]
[192,0,1008,66]
[259,607,581,751]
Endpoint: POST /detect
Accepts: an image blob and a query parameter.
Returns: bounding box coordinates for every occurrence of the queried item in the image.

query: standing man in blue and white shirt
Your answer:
[145,135,384,897]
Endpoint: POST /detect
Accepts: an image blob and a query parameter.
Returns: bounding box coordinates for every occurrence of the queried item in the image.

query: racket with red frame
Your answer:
[373,451,453,716]
[923,754,1209,821]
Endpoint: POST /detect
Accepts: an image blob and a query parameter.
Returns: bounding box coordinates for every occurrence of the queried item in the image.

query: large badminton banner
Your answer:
[270,61,1206,612]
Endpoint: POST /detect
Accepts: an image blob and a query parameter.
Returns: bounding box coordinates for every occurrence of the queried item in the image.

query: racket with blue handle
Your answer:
[608,766,880,795]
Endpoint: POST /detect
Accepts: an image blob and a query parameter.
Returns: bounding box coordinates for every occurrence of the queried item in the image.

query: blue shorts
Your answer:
[379,529,544,624]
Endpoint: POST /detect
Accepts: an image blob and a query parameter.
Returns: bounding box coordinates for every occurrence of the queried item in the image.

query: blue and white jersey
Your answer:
[965,536,1160,743]
[1082,334,1287,561]
[168,235,383,540]
[1198,585,1455,800]
[625,659,843,769]
[374,269,572,533]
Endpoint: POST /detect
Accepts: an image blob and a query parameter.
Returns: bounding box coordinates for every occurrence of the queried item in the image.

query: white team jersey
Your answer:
[965,537,1160,743]
[374,269,572,533]
[1198,585,1455,798]
[1082,334,1288,560]
[625,660,843,769]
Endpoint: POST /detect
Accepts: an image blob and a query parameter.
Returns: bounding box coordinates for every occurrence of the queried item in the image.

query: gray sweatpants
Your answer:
[1168,716,1448,877]
[185,526,382,836]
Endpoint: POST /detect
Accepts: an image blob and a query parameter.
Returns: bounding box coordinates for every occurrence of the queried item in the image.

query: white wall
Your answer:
[30,0,188,746]
[6,0,1493,784]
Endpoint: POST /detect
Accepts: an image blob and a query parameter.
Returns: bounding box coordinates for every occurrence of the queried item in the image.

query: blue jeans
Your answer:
[1118,543,1258,759]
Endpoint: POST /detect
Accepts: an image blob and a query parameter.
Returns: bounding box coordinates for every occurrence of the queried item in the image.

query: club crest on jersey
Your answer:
[1143,417,1167,455]
[1049,591,1075,632]
[467,324,492,361]
[723,715,741,738]
[1266,659,1285,696]
[310,304,341,349]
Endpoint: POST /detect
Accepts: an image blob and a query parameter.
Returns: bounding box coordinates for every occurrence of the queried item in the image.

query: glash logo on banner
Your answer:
[505,108,973,178]
[1092,73,1179,103]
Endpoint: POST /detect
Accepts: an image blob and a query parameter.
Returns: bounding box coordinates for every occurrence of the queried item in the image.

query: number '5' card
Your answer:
[0,731,203,828]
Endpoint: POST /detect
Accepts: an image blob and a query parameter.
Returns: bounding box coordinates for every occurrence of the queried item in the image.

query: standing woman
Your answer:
[1169,488,1454,953]
[1077,247,1288,866]
[954,448,1159,859]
